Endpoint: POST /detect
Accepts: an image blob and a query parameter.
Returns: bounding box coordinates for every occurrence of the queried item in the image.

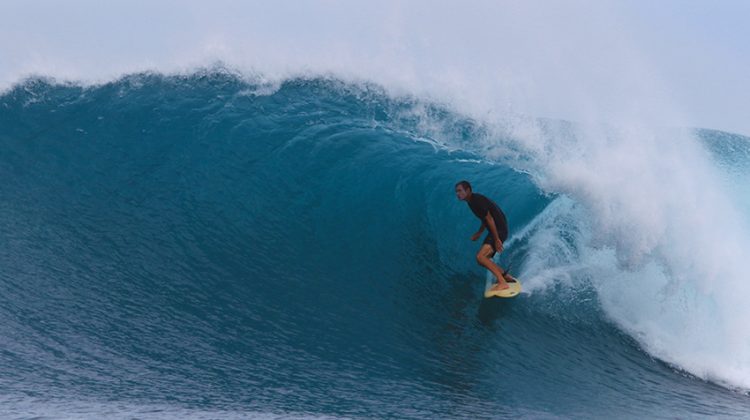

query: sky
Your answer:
[1,0,748,135]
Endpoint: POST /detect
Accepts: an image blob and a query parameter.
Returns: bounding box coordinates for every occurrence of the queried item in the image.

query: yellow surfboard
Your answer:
[484,277,522,298]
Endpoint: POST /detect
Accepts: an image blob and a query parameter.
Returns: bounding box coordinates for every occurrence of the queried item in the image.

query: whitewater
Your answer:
[2,1,750,418]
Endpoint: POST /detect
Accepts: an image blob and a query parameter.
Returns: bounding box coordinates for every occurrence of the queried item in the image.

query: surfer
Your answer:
[455,180,514,291]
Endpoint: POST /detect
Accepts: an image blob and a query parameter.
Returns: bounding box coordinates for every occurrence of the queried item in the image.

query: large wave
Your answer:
[2,73,750,419]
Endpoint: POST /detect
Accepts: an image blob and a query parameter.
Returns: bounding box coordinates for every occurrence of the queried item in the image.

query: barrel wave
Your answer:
[1,72,749,419]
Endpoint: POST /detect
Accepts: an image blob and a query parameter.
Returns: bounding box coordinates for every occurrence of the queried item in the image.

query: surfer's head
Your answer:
[455,180,472,201]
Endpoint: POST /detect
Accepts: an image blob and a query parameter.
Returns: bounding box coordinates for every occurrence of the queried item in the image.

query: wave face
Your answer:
[1,73,750,419]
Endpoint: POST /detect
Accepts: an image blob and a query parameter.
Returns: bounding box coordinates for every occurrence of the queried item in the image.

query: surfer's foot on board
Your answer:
[490,281,510,291]
[503,273,517,283]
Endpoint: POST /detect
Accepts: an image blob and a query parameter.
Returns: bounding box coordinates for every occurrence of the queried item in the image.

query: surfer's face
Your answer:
[455,185,469,201]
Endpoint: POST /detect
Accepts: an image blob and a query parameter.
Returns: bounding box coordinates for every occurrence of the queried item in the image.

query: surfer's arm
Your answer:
[476,222,486,234]
[485,213,502,245]
[470,222,486,241]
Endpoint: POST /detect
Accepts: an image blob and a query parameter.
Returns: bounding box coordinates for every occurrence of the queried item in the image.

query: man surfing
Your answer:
[455,180,515,291]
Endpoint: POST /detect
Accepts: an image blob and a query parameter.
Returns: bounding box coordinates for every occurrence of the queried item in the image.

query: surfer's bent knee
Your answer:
[476,245,493,265]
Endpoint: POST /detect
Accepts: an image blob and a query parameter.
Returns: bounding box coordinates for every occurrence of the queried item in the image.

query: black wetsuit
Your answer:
[467,193,508,256]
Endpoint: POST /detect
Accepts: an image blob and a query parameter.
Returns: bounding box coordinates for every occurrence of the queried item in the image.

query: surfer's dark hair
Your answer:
[455,180,472,191]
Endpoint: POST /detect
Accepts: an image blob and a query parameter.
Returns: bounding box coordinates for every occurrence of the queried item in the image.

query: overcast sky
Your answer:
[1,0,748,135]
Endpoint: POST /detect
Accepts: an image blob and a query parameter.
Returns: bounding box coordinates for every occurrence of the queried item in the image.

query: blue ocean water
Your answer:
[1,72,749,419]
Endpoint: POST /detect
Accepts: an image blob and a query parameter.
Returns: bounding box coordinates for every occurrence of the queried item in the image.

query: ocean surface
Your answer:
[2,72,750,419]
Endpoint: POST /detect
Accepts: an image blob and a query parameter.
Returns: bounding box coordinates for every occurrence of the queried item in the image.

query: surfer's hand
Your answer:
[495,239,504,253]
[471,232,481,241]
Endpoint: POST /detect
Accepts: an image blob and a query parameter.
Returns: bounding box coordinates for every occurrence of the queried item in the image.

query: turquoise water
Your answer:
[1,73,749,419]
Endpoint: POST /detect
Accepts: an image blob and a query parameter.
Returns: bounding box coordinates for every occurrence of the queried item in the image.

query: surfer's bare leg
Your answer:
[476,244,509,290]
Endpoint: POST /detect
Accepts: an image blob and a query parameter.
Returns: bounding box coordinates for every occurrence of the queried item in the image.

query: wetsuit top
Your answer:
[468,193,508,241]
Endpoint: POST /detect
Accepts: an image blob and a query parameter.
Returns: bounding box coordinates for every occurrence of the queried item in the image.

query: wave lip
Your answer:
[4,2,750,135]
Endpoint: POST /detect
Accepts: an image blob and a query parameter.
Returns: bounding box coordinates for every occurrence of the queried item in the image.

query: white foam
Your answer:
[500,121,750,391]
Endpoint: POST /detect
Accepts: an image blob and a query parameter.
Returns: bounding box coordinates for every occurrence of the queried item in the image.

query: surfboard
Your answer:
[484,276,521,298]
